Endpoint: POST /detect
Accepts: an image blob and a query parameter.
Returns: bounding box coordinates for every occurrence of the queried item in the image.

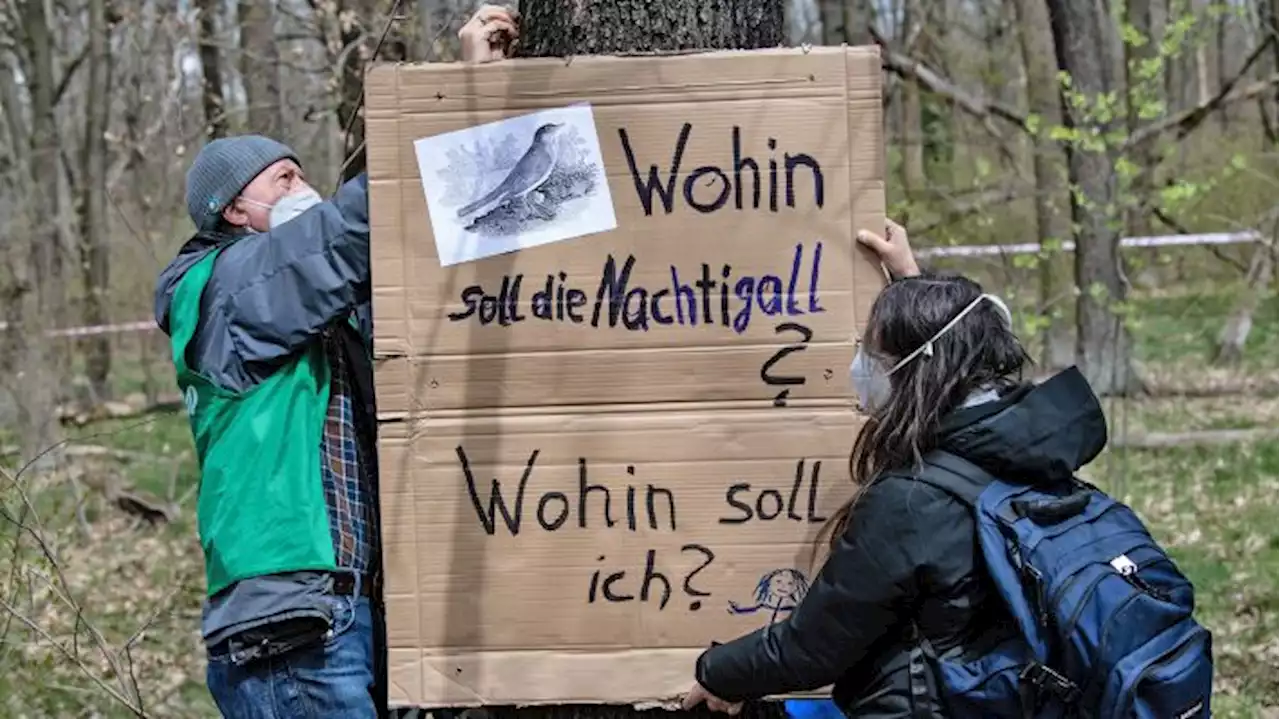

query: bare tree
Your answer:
[239,0,284,137]
[197,0,228,139]
[79,0,113,402]
[899,0,927,204]
[9,0,67,457]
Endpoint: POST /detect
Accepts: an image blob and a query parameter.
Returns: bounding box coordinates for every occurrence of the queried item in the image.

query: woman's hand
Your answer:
[682,682,744,715]
[459,4,520,63]
[857,218,920,279]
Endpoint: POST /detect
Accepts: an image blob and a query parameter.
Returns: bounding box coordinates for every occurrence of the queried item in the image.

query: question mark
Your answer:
[760,322,814,406]
[681,544,716,611]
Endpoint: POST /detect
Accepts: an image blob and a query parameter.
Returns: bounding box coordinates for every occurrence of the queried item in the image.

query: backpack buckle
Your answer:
[1019,662,1080,704]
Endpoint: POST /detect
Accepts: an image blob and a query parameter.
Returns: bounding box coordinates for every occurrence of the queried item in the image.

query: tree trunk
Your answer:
[898,0,926,202]
[0,49,29,423]
[519,0,783,56]
[337,0,368,183]
[238,0,284,137]
[820,0,847,45]
[1214,233,1277,365]
[79,0,114,403]
[1012,0,1072,369]
[1164,0,1185,114]
[413,0,450,59]
[507,7,787,717]
[1123,0,1157,237]
[197,0,229,139]
[1215,3,1230,130]
[1047,0,1142,396]
[1193,1,1212,105]
[335,0,409,184]
[1257,0,1278,141]
[14,0,66,462]
[845,0,873,45]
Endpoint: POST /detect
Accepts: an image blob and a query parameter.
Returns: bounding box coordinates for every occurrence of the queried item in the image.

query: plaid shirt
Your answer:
[319,324,379,573]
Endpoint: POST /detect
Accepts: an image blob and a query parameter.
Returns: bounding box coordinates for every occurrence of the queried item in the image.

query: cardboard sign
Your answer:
[366,46,885,708]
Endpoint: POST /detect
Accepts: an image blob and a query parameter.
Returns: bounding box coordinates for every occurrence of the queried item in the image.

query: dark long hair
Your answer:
[818,273,1032,550]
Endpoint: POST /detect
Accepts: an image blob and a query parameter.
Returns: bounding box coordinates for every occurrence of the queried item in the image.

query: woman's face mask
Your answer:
[850,345,892,413]
[849,293,1013,414]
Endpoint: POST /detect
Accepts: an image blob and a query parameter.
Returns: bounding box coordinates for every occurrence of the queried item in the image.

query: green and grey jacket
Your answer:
[153,173,376,647]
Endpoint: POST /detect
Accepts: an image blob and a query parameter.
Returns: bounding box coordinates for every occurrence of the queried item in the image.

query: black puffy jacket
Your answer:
[695,368,1107,718]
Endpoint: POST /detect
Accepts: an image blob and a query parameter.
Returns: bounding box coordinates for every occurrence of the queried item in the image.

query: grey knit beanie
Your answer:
[184,135,299,231]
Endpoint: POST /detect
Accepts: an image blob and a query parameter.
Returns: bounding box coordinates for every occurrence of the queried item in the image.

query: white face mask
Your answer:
[241,187,324,229]
[850,346,892,413]
[849,293,1014,414]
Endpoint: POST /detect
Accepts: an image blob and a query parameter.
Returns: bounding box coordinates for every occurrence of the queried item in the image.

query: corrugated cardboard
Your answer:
[366,46,886,708]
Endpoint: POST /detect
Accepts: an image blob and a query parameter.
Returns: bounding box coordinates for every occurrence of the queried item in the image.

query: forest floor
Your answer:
[1,288,1276,718]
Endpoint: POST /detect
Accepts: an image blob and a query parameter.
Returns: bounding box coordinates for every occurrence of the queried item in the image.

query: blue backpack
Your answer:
[910,450,1213,718]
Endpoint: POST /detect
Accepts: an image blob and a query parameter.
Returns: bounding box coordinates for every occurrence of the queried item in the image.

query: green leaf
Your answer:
[1048,125,1079,142]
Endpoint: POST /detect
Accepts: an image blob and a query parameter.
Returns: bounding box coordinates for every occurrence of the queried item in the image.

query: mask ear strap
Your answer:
[985,293,1013,329]
[885,293,1010,375]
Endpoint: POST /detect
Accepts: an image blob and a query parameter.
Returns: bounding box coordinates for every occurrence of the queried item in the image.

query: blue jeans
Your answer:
[206,593,378,718]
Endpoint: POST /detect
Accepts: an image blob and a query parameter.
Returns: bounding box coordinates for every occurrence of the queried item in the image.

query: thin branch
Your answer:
[51,43,90,107]
[869,23,1031,133]
[0,596,146,716]
[1151,208,1252,274]
[0,467,139,705]
[1123,35,1279,151]
[913,186,1043,236]
[337,0,407,188]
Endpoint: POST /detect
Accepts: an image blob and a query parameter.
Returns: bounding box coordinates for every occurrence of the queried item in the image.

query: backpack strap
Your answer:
[911,450,1001,509]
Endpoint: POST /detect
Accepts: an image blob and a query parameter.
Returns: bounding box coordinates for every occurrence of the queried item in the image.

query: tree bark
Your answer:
[238,0,284,137]
[1123,0,1157,237]
[1257,0,1278,140]
[413,0,450,59]
[14,0,66,461]
[1012,0,1071,368]
[1215,2,1230,130]
[1047,0,1142,396]
[335,0,409,184]
[898,0,926,201]
[79,0,113,402]
[1214,233,1277,365]
[518,0,784,56]
[337,0,369,183]
[197,0,228,139]
[820,0,848,45]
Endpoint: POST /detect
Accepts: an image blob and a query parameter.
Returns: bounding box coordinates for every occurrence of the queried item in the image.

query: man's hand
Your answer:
[682,682,744,716]
[857,218,920,279]
[459,4,520,63]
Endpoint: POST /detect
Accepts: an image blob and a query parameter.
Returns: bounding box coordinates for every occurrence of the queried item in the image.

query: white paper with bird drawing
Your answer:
[413,104,617,267]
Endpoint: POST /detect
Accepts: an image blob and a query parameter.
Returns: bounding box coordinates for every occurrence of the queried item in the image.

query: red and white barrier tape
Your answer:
[0,231,1263,339]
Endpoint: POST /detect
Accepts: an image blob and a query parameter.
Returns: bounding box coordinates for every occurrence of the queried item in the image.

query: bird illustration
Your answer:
[457,122,568,222]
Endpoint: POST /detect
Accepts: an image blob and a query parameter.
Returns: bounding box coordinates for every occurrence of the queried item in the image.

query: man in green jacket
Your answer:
[153,7,519,716]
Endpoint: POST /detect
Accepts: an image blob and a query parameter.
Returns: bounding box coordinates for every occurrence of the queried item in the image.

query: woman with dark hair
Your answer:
[681,221,1110,718]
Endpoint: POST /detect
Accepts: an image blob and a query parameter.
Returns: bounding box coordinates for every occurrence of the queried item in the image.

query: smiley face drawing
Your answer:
[727,568,811,625]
